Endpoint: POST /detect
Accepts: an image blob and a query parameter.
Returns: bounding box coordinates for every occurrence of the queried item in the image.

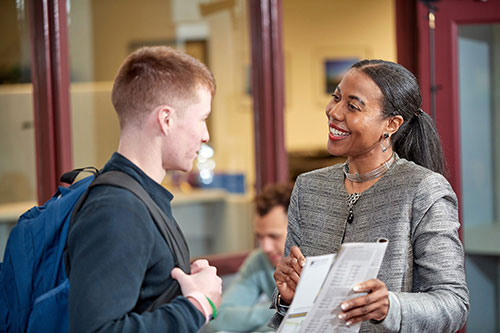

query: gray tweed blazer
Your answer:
[269,156,469,332]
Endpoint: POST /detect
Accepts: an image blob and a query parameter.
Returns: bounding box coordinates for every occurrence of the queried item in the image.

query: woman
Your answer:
[269,60,469,332]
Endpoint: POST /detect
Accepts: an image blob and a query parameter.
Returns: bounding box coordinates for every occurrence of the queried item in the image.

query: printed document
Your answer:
[278,240,388,333]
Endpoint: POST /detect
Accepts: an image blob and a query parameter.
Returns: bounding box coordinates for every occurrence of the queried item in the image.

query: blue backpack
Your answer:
[0,168,190,333]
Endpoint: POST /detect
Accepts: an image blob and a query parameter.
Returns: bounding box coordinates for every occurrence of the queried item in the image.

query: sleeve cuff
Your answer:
[276,294,290,316]
[271,289,290,316]
[370,291,401,332]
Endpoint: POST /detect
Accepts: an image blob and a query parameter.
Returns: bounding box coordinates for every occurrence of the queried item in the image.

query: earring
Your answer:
[380,133,390,152]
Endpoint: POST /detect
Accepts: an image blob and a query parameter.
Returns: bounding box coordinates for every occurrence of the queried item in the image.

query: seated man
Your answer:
[209,183,293,332]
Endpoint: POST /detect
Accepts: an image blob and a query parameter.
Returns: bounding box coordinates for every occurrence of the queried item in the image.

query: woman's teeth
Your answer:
[330,127,350,137]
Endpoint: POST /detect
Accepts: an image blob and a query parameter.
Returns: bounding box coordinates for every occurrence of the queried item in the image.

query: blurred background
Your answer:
[1,0,499,331]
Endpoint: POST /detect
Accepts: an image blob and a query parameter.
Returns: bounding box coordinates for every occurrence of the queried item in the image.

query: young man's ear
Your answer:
[386,115,404,136]
[157,105,175,135]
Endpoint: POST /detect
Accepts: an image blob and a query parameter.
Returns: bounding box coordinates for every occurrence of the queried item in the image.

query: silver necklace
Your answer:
[343,153,395,183]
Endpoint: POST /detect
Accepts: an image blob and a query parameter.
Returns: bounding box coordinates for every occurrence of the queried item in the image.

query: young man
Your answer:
[209,183,293,332]
[67,46,222,332]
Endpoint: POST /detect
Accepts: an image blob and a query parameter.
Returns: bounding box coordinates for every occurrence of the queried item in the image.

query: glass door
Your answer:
[66,0,255,258]
[458,23,500,332]
[417,1,500,331]
[0,0,37,259]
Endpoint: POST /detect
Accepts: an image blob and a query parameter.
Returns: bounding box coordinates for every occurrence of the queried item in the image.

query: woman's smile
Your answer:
[329,123,351,141]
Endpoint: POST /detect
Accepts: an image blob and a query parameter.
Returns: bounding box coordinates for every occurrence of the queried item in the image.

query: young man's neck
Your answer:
[117,131,166,184]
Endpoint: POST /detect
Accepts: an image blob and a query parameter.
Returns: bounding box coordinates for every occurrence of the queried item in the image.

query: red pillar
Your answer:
[248,0,289,192]
[395,0,418,75]
[28,0,73,204]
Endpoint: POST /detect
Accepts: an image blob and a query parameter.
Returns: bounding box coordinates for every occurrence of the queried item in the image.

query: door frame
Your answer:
[416,0,500,206]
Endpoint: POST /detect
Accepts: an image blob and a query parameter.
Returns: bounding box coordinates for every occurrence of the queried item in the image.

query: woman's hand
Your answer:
[337,278,389,326]
[273,246,306,304]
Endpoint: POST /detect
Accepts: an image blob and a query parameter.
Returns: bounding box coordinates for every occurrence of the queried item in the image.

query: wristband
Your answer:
[206,296,217,319]
[276,293,290,316]
[185,291,212,324]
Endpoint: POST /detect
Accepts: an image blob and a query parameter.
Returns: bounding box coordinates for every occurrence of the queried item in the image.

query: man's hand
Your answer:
[273,246,306,304]
[171,260,222,308]
[337,278,389,326]
[190,259,209,274]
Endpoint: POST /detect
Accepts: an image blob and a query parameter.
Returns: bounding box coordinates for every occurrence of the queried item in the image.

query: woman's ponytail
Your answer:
[352,60,447,176]
[392,110,447,176]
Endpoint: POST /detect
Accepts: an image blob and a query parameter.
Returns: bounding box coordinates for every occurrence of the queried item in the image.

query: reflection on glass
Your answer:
[458,23,500,332]
[0,0,36,258]
[458,24,499,227]
[197,143,216,185]
[0,0,35,204]
[67,0,254,256]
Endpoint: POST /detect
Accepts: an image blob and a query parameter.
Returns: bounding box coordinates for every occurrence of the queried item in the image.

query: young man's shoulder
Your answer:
[71,184,157,243]
[85,183,146,208]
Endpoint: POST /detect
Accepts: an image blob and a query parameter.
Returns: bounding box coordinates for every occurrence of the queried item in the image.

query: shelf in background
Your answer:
[0,189,251,224]
[0,201,37,224]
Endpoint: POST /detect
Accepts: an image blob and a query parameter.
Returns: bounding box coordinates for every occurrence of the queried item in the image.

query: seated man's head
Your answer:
[254,183,293,267]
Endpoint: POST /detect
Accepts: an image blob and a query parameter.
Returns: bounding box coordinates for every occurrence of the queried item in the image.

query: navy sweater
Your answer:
[68,153,204,332]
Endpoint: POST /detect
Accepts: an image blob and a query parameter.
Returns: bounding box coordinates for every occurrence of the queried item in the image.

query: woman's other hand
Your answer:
[273,246,306,304]
[337,278,389,326]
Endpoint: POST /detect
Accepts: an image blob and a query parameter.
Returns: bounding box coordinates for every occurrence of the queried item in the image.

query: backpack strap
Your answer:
[60,166,99,184]
[65,170,191,311]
